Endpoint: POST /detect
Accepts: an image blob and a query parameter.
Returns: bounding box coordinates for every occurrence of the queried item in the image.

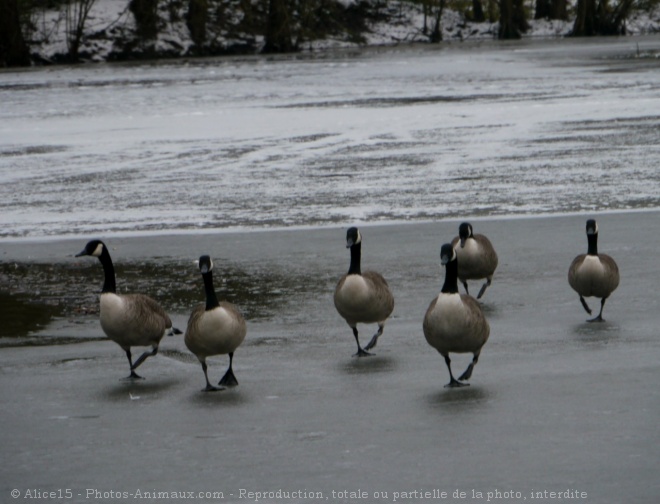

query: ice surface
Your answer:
[1,36,659,240]
[1,213,659,503]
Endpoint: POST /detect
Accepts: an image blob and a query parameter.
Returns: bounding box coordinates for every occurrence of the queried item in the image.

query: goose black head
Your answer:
[198,255,213,275]
[440,243,457,266]
[76,239,106,258]
[346,227,362,248]
[586,219,598,236]
[458,222,473,248]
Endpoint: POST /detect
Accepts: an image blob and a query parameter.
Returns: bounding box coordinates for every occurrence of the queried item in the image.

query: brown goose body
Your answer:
[334,271,394,327]
[76,239,180,379]
[423,243,490,387]
[334,227,394,356]
[185,255,247,391]
[568,219,619,322]
[451,223,498,299]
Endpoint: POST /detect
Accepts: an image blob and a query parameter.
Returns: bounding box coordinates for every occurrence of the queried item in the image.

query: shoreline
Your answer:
[1,206,659,246]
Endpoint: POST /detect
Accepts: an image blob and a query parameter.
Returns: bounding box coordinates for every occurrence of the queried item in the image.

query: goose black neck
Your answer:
[98,248,116,293]
[441,259,459,294]
[587,233,598,256]
[348,243,362,275]
[202,271,220,311]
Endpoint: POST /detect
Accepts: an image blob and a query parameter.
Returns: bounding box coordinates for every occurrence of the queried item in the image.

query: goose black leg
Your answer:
[476,278,492,299]
[218,352,239,387]
[444,355,469,388]
[130,345,158,373]
[579,296,592,315]
[353,327,372,357]
[202,361,222,392]
[587,297,608,323]
[364,324,384,351]
[462,281,470,296]
[459,353,480,381]
[123,348,144,380]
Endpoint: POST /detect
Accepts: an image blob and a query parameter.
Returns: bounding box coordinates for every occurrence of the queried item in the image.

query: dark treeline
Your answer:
[1,0,657,66]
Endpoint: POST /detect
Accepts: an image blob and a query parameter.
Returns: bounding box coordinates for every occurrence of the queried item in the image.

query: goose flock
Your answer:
[76,219,619,390]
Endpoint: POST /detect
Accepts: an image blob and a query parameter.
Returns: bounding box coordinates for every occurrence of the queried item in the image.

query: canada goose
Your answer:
[423,243,490,387]
[334,227,394,357]
[75,239,181,379]
[451,222,498,299]
[184,255,247,391]
[568,219,620,322]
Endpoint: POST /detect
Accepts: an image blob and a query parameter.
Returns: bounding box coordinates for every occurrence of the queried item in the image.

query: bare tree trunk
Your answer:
[472,0,485,22]
[263,0,294,53]
[514,0,530,32]
[535,0,551,19]
[65,0,97,61]
[430,0,444,42]
[499,0,521,38]
[187,0,208,50]
[550,0,568,19]
[0,0,31,66]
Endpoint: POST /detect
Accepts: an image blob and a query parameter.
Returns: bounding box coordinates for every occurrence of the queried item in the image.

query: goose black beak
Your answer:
[75,250,87,257]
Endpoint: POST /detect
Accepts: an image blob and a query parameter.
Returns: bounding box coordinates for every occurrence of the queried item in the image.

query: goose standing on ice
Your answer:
[451,222,498,299]
[185,256,247,391]
[568,219,619,322]
[423,243,490,387]
[334,227,394,357]
[75,239,181,379]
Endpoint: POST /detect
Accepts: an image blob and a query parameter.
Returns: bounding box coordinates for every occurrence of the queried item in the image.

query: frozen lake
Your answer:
[1,36,659,239]
[2,213,660,503]
[1,36,660,504]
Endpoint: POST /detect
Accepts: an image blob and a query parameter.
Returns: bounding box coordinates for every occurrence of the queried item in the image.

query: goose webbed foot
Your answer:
[218,368,239,387]
[354,347,373,357]
[123,370,145,381]
[445,377,470,388]
[203,383,225,392]
[458,364,474,382]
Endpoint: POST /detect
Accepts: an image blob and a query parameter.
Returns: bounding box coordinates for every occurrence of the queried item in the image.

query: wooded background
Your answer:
[1,0,658,66]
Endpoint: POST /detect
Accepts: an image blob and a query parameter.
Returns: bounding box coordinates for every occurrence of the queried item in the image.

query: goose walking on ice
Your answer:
[75,240,181,379]
[451,222,498,299]
[185,256,247,391]
[568,219,619,322]
[423,243,490,387]
[334,227,394,357]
